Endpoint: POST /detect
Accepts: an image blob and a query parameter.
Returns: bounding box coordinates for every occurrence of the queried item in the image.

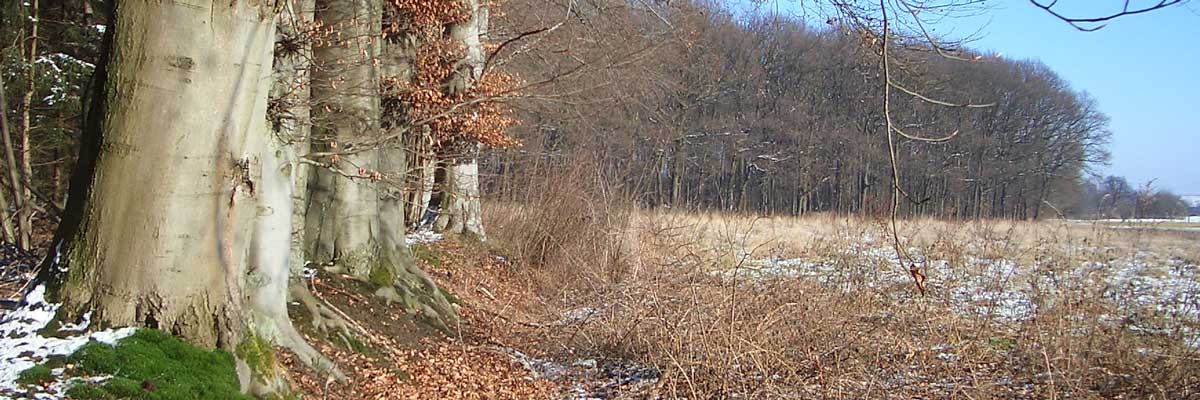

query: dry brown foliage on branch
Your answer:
[385,0,471,37]
[382,38,521,149]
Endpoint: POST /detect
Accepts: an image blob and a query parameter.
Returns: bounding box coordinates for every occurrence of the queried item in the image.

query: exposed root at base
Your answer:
[279,282,351,383]
[290,282,355,348]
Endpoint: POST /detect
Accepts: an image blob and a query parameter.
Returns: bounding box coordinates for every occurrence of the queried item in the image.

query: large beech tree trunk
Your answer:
[308,0,456,324]
[308,0,385,277]
[433,0,487,240]
[38,0,327,393]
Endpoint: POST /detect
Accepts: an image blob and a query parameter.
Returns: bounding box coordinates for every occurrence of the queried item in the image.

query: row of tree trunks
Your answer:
[35,0,490,394]
[403,130,437,228]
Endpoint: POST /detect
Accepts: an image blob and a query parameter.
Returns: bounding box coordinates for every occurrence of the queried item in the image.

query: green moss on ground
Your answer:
[437,286,461,306]
[410,244,441,267]
[343,335,372,355]
[16,364,53,385]
[59,329,253,400]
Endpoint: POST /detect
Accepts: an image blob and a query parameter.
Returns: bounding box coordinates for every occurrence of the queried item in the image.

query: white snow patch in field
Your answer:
[405,230,443,246]
[0,285,135,396]
[1076,217,1200,226]
[718,235,1200,347]
[558,307,599,325]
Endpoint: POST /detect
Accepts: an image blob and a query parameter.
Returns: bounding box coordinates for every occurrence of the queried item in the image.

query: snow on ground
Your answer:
[0,285,135,398]
[1094,216,1200,222]
[714,235,1200,348]
[499,345,660,400]
[405,230,444,246]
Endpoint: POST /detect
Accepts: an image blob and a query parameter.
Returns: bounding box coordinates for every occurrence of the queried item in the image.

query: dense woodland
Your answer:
[487,0,1191,220]
[0,0,1188,251]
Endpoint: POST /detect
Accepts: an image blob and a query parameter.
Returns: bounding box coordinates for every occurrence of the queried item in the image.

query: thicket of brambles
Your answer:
[486,0,1188,220]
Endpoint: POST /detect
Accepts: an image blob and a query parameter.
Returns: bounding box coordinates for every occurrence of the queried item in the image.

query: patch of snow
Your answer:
[558,307,598,325]
[1079,217,1200,224]
[35,53,95,73]
[713,230,1200,348]
[405,230,443,246]
[0,285,136,396]
[495,347,567,380]
[495,347,659,400]
[32,53,94,106]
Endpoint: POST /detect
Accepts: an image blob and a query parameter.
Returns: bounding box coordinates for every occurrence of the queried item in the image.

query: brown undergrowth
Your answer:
[0,216,56,302]
[281,236,565,399]
[481,171,1200,399]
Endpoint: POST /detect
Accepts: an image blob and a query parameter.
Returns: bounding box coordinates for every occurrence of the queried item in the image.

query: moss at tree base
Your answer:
[54,329,253,400]
[235,332,278,384]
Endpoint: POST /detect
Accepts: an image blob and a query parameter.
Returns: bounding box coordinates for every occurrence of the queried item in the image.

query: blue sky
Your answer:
[932,1,1200,194]
[732,1,1200,194]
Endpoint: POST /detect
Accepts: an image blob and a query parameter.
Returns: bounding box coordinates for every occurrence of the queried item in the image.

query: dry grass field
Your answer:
[485,193,1200,398]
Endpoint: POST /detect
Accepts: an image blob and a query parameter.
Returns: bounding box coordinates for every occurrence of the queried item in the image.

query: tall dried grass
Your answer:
[485,171,1200,398]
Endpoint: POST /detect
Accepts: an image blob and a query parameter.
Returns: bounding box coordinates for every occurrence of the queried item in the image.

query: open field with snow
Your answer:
[1070,217,1200,232]
[678,213,1200,346]
[486,202,1200,398]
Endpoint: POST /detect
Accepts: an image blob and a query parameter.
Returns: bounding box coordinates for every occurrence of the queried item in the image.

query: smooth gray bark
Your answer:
[310,0,384,277]
[309,0,457,325]
[275,0,316,279]
[434,147,486,240]
[44,0,325,393]
[433,0,488,240]
[55,0,275,347]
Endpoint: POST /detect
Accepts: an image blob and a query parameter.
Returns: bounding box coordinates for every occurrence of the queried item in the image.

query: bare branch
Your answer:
[1030,0,1184,31]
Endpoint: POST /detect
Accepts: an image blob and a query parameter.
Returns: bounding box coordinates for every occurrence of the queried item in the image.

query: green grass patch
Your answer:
[61,329,252,400]
[988,336,1016,352]
[411,244,442,267]
[16,364,54,385]
[344,335,373,355]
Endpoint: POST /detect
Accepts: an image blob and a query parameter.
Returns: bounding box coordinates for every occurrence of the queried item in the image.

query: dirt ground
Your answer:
[281,237,658,399]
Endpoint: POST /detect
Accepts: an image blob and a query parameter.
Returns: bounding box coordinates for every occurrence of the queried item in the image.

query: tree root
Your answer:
[374,265,459,333]
[271,322,346,382]
[290,281,356,349]
[240,297,347,398]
